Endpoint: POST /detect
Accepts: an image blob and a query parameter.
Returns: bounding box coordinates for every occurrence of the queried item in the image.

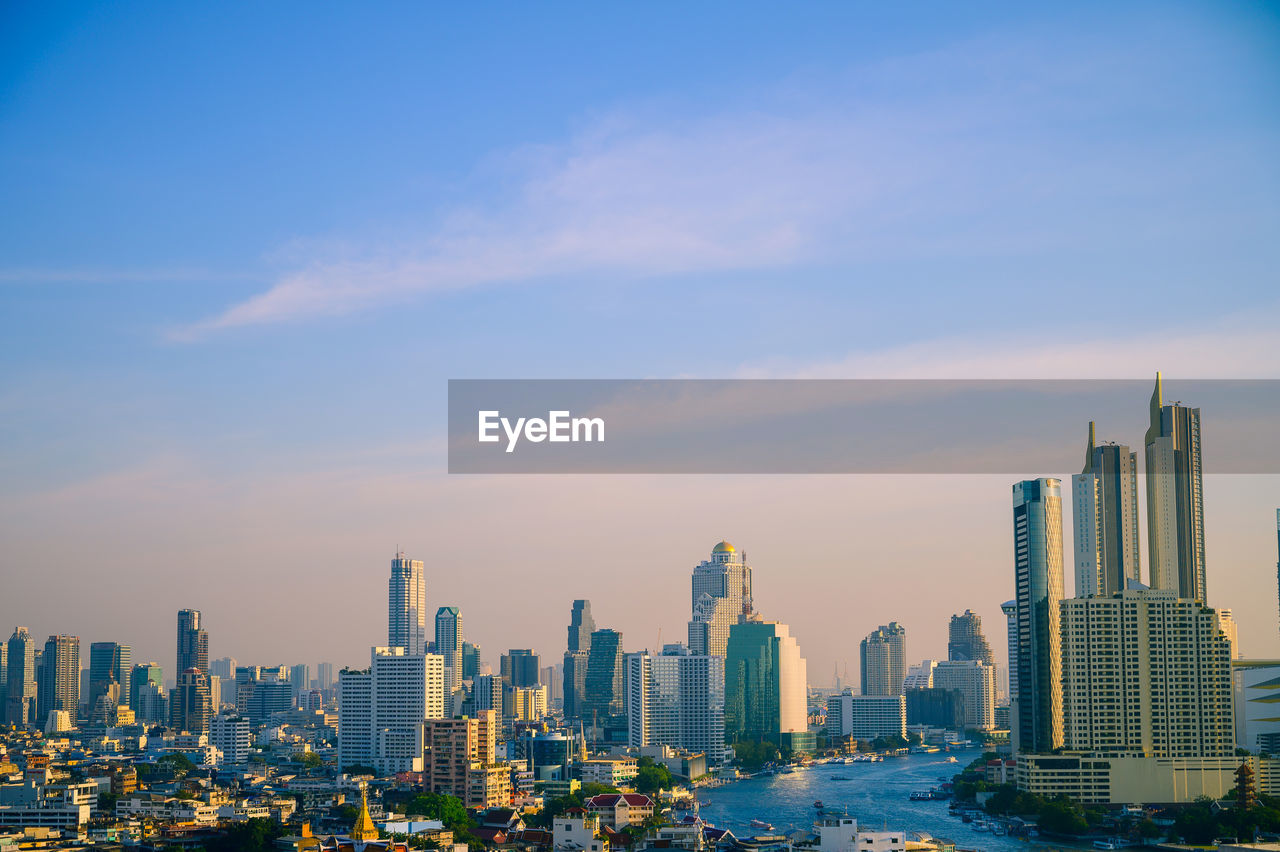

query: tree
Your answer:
[157,753,197,775]
[402,792,470,832]
[1038,797,1088,836]
[205,818,287,852]
[634,757,674,797]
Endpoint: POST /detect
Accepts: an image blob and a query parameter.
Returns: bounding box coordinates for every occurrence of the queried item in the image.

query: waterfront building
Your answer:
[389,552,427,654]
[1060,588,1233,757]
[947,611,994,665]
[687,541,753,657]
[1012,477,1065,754]
[1234,659,1280,753]
[825,692,906,741]
[1072,422,1141,598]
[860,623,906,696]
[1145,373,1207,602]
[1017,753,1280,805]
[338,646,445,774]
[724,617,811,751]
[626,648,726,763]
[932,660,996,731]
[905,688,965,730]
[176,609,209,676]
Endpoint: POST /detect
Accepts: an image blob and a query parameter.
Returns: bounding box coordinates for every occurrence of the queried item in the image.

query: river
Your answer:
[697,748,1085,852]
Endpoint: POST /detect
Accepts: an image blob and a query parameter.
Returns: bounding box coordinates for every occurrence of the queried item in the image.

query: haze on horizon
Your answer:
[2,3,1279,685]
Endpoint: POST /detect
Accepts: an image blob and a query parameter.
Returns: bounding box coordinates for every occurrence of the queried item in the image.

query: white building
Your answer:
[210,714,251,765]
[339,646,445,774]
[902,660,937,690]
[687,541,752,657]
[626,648,726,764]
[825,693,906,741]
[553,811,607,852]
[814,815,906,852]
[1234,659,1280,754]
[932,660,996,731]
[389,552,428,654]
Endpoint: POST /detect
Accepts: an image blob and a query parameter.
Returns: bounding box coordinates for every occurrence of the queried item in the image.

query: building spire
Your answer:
[1145,371,1163,446]
[350,784,380,842]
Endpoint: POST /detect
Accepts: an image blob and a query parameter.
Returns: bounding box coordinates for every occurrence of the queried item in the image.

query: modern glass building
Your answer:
[1012,477,1064,754]
[583,628,624,720]
[724,618,812,752]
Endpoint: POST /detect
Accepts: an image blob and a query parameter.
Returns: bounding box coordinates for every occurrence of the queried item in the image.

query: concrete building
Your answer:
[932,660,996,731]
[1012,478,1065,754]
[1072,422,1141,598]
[210,714,251,764]
[423,711,508,808]
[5,627,37,726]
[36,635,79,726]
[860,623,906,696]
[825,693,906,741]
[626,649,726,764]
[338,646,446,774]
[724,618,811,751]
[1233,659,1280,754]
[170,668,212,735]
[1060,588,1233,757]
[436,607,463,701]
[1017,753,1280,805]
[948,611,994,665]
[501,649,540,687]
[564,600,595,720]
[1001,600,1018,705]
[687,541,753,657]
[1145,373,1207,603]
[176,609,209,676]
[389,552,428,654]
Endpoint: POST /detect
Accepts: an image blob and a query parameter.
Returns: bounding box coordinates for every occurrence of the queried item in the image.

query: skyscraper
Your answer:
[932,659,996,731]
[1072,421,1141,597]
[462,642,482,680]
[947,610,994,665]
[389,552,427,653]
[626,648,726,763]
[1145,373,1207,602]
[1012,478,1065,754]
[37,635,80,724]
[583,628,624,720]
[1060,588,1233,757]
[170,668,212,734]
[567,600,595,653]
[129,663,164,719]
[1275,509,1279,639]
[501,649,540,687]
[176,609,209,676]
[724,618,811,751]
[88,641,130,712]
[564,600,595,719]
[860,623,906,696]
[436,607,463,713]
[5,627,37,726]
[1000,599,1018,705]
[338,646,445,774]
[688,541,753,657]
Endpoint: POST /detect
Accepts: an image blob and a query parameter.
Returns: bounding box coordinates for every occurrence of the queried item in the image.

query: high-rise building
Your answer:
[568,600,595,653]
[435,607,463,700]
[5,628,37,727]
[423,710,508,808]
[176,609,209,676]
[0,642,6,692]
[501,649,541,687]
[389,552,427,654]
[932,660,996,731]
[1012,478,1065,754]
[88,641,130,713]
[826,693,906,741]
[1000,600,1018,704]
[626,648,726,764]
[210,656,236,679]
[129,663,164,721]
[235,666,293,722]
[338,647,445,774]
[210,714,251,764]
[289,664,310,699]
[170,668,212,735]
[947,611,994,665]
[473,673,503,716]
[688,542,753,657]
[317,661,335,691]
[860,623,906,696]
[37,635,80,724]
[724,618,811,751]
[1072,422,1141,598]
[1060,588,1233,757]
[1145,373,1207,602]
[583,629,624,721]
[462,642,482,680]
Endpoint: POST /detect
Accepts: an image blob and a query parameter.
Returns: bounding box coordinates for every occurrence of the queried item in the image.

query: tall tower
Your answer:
[1000,600,1018,705]
[1145,373,1207,602]
[724,619,810,751]
[1012,478,1065,754]
[687,541,753,657]
[389,552,427,654]
[37,635,80,723]
[1072,421,1141,597]
[88,642,130,712]
[947,610,994,665]
[860,623,907,696]
[435,607,463,698]
[564,600,595,719]
[567,600,595,653]
[5,627,37,726]
[170,668,212,734]
[583,628,624,720]
[176,609,209,676]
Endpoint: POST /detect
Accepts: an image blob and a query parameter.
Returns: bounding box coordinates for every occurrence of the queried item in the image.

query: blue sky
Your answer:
[2,3,1279,677]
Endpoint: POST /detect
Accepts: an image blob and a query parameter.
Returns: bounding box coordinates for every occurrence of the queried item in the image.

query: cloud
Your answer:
[168,27,1274,340]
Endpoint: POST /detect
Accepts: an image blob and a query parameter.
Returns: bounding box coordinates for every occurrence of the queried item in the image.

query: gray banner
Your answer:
[447,379,1279,474]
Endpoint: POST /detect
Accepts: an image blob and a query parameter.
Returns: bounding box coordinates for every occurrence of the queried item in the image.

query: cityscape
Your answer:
[1,375,1279,851]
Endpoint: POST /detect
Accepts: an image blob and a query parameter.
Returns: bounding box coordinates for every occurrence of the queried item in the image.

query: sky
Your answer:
[1,2,1279,686]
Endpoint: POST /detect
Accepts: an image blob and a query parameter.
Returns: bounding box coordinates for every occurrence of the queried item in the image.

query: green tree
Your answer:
[205,818,287,852]
[634,757,674,797]
[1038,796,1088,836]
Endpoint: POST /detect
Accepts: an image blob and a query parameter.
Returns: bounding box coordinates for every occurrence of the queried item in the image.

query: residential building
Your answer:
[210,714,251,764]
[389,551,428,654]
[423,711,507,808]
[5,627,37,726]
[339,646,445,774]
[626,648,726,764]
[687,541,753,657]
[1072,422,1141,598]
[826,693,906,741]
[724,618,811,751]
[580,758,638,789]
[128,662,163,718]
[1144,373,1207,602]
[36,635,79,725]
[1000,600,1018,705]
[585,792,653,829]
[176,609,209,676]
[947,611,993,665]
[1012,477,1065,753]
[860,623,906,696]
[932,660,995,731]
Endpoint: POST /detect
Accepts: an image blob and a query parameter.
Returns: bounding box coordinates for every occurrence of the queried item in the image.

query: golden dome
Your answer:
[712,540,736,554]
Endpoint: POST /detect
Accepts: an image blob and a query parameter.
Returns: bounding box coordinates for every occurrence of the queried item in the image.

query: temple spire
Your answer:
[350,784,380,842]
